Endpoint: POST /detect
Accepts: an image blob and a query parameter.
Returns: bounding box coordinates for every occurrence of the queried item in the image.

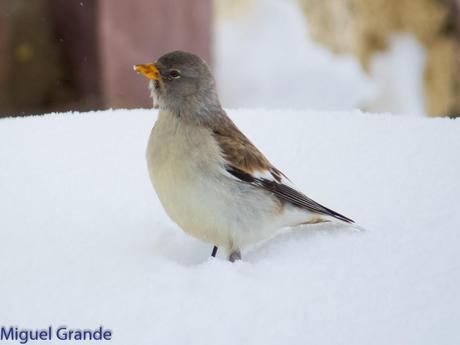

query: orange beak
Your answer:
[133,63,160,80]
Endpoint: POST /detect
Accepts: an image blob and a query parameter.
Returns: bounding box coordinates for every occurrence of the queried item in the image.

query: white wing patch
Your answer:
[224,164,354,224]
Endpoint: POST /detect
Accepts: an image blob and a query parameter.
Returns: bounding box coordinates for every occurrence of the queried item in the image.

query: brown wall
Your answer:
[298,0,460,117]
[0,0,211,117]
[99,0,211,108]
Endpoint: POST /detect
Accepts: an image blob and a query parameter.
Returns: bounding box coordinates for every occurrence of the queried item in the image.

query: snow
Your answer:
[368,35,427,116]
[214,0,377,111]
[214,0,427,115]
[1,108,460,344]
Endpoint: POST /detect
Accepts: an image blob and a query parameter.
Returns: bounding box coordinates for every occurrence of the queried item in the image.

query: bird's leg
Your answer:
[228,249,241,262]
[211,246,218,257]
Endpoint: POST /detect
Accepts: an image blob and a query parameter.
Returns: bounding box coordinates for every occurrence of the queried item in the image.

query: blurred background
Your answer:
[0,0,459,118]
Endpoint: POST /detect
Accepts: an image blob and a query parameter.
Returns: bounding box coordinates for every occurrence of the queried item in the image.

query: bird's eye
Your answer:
[169,70,181,79]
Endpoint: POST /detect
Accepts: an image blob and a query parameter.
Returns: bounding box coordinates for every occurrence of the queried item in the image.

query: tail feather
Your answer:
[299,215,366,232]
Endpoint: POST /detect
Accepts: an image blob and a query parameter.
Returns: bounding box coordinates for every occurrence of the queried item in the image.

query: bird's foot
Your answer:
[211,246,218,257]
[229,250,241,262]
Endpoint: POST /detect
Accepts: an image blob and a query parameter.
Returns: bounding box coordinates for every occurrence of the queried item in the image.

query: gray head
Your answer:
[134,51,222,119]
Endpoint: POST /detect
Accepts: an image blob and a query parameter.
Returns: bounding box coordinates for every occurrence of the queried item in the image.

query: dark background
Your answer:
[0,0,211,117]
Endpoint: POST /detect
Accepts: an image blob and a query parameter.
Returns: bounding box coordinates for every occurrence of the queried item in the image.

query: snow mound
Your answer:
[1,109,459,344]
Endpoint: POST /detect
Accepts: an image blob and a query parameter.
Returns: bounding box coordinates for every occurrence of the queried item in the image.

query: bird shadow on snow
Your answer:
[150,226,213,266]
[151,223,360,266]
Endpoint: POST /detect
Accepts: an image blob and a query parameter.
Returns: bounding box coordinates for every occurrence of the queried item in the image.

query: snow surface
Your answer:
[1,108,460,344]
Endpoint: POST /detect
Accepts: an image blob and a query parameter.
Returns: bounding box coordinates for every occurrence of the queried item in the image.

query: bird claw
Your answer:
[229,250,241,262]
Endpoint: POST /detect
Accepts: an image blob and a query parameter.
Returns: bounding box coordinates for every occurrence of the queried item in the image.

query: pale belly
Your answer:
[145,116,281,250]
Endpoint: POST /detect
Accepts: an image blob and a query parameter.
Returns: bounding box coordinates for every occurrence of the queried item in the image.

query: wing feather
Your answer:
[226,166,354,223]
[210,111,353,224]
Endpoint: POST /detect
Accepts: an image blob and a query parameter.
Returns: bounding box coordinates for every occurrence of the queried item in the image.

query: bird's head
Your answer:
[134,51,221,116]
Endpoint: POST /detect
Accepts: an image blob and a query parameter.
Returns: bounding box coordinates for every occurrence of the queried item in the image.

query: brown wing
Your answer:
[210,113,354,224]
[210,114,284,182]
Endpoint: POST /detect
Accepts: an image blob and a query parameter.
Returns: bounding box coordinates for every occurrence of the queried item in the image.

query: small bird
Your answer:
[134,51,356,262]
